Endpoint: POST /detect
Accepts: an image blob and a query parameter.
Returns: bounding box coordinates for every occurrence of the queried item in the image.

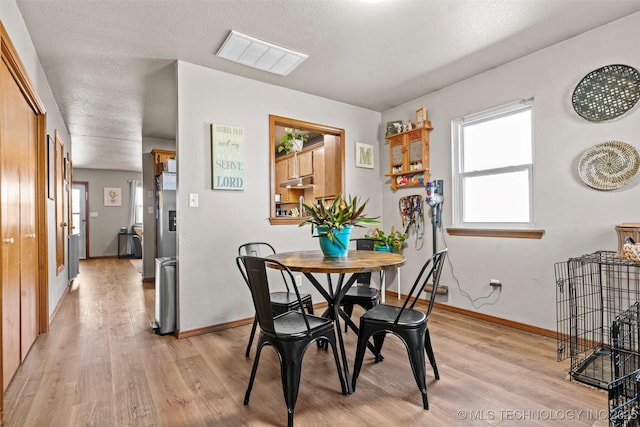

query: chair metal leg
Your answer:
[373,332,386,363]
[343,304,354,332]
[317,306,331,350]
[245,316,258,358]
[316,308,328,350]
[244,337,265,405]
[403,328,429,410]
[351,325,372,392]
[425,329,440,380]
[304,299,314,315]
[277,341,306,427]
[322,332,348,395]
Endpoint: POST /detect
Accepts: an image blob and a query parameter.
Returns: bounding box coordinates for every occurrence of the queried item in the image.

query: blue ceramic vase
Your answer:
[317,225,353,257]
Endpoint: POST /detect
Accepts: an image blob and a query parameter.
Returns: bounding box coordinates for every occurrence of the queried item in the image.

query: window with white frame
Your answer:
[452,99,534,228]
[134,182,143,225]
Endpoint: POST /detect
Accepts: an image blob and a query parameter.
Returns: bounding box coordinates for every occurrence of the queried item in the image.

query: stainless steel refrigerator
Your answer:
[156,173,176,258]
[153,172,177,335]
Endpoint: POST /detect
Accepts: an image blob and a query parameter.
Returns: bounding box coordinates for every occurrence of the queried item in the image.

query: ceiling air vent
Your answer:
[216,30,308,76]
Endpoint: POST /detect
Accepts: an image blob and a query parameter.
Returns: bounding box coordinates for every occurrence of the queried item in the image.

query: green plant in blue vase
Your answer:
[299,194,380,256]
[365,226,407,252]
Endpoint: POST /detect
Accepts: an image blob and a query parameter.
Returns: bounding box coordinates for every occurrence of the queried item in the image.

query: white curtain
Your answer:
[127,180,140,253]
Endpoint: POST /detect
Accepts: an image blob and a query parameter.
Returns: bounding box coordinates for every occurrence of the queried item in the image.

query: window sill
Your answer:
[446,228,545,239]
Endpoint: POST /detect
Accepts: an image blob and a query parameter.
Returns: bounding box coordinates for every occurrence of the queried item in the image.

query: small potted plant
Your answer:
[365,226,407,252]
[299,194,380,257]
[278,127,309,154]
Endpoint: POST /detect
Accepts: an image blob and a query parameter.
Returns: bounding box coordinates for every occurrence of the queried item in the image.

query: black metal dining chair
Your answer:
[238,242,314,358]
[236,256,347,427]
[351,248,448,410]
[340,238,381,331]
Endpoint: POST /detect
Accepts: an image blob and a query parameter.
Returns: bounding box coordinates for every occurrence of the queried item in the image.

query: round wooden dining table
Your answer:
[268,249,405,273]
[268,250,406,393]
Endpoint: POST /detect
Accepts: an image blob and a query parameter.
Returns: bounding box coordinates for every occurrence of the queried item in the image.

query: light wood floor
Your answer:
[3,258,607,426]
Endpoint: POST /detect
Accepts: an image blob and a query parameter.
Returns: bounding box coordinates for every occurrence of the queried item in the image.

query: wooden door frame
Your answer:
[1,20,48,418]
[54,130,65,273]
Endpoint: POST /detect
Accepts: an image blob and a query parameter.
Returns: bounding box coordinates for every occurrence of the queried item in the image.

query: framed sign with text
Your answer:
[211,123,245,190]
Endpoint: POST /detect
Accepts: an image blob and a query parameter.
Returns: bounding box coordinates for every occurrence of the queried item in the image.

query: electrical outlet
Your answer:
[490,279,502,290]
[295,275,303,288]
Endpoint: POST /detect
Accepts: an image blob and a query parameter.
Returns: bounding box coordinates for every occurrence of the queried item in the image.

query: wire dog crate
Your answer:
[609,302,640,426]
[556,251,640,389]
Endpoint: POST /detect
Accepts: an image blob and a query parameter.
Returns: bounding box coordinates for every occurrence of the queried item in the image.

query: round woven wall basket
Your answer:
[578,141,640,190]
[572,64,640,122]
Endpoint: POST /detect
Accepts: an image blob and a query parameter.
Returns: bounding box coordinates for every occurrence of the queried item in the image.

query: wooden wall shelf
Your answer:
[385,123,432,191]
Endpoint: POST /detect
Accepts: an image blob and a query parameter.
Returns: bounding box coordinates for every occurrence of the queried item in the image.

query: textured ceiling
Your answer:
[15,0,640,172]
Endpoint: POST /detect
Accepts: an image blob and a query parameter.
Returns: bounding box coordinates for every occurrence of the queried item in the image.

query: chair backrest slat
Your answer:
[238,242,276,257]
[354,238,376,251]
[393,248,448,326]
[238,242,290,292]
[236,255,311,336]
[351,238,379,284]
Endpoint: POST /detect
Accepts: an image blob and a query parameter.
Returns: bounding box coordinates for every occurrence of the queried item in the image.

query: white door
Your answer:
[71,183,88,259]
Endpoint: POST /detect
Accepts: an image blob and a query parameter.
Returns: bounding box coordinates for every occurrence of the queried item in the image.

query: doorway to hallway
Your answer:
[71,182,88,258]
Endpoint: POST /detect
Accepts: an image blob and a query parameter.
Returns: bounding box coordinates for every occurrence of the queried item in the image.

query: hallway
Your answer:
[3,258,162,425]
[2,258,606,426]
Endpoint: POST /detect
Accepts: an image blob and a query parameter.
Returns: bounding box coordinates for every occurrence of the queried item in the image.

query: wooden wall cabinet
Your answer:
[322,135,341,198]
[151,149,176,176]
[312,147,325,199]
[385,123,432,190]
[274,140,342,216]
[275,157,297,203]
[286,150,313,179]
[275,139,341,206]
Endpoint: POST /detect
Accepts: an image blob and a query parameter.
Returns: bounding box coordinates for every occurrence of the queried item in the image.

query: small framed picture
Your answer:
[104,187,122,206]
[355,142,374,169]
[415,107,427,128]
[385,120,403,136]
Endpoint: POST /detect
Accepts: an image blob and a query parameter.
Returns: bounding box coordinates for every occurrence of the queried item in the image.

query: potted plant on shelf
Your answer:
[299,194,380,258]
[365,226,407,252]
[278,127,309,154]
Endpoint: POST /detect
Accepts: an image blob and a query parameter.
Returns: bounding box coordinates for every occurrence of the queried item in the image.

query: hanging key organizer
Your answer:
[399,195,424,249]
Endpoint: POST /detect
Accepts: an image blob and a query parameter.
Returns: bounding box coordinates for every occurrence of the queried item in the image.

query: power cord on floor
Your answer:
[440,227,501,308]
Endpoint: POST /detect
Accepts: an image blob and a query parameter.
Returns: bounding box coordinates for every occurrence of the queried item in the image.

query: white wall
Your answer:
[73,169,143,257]
[176,62,382,331]
[381,12,640,331]
[1,1,72,318]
